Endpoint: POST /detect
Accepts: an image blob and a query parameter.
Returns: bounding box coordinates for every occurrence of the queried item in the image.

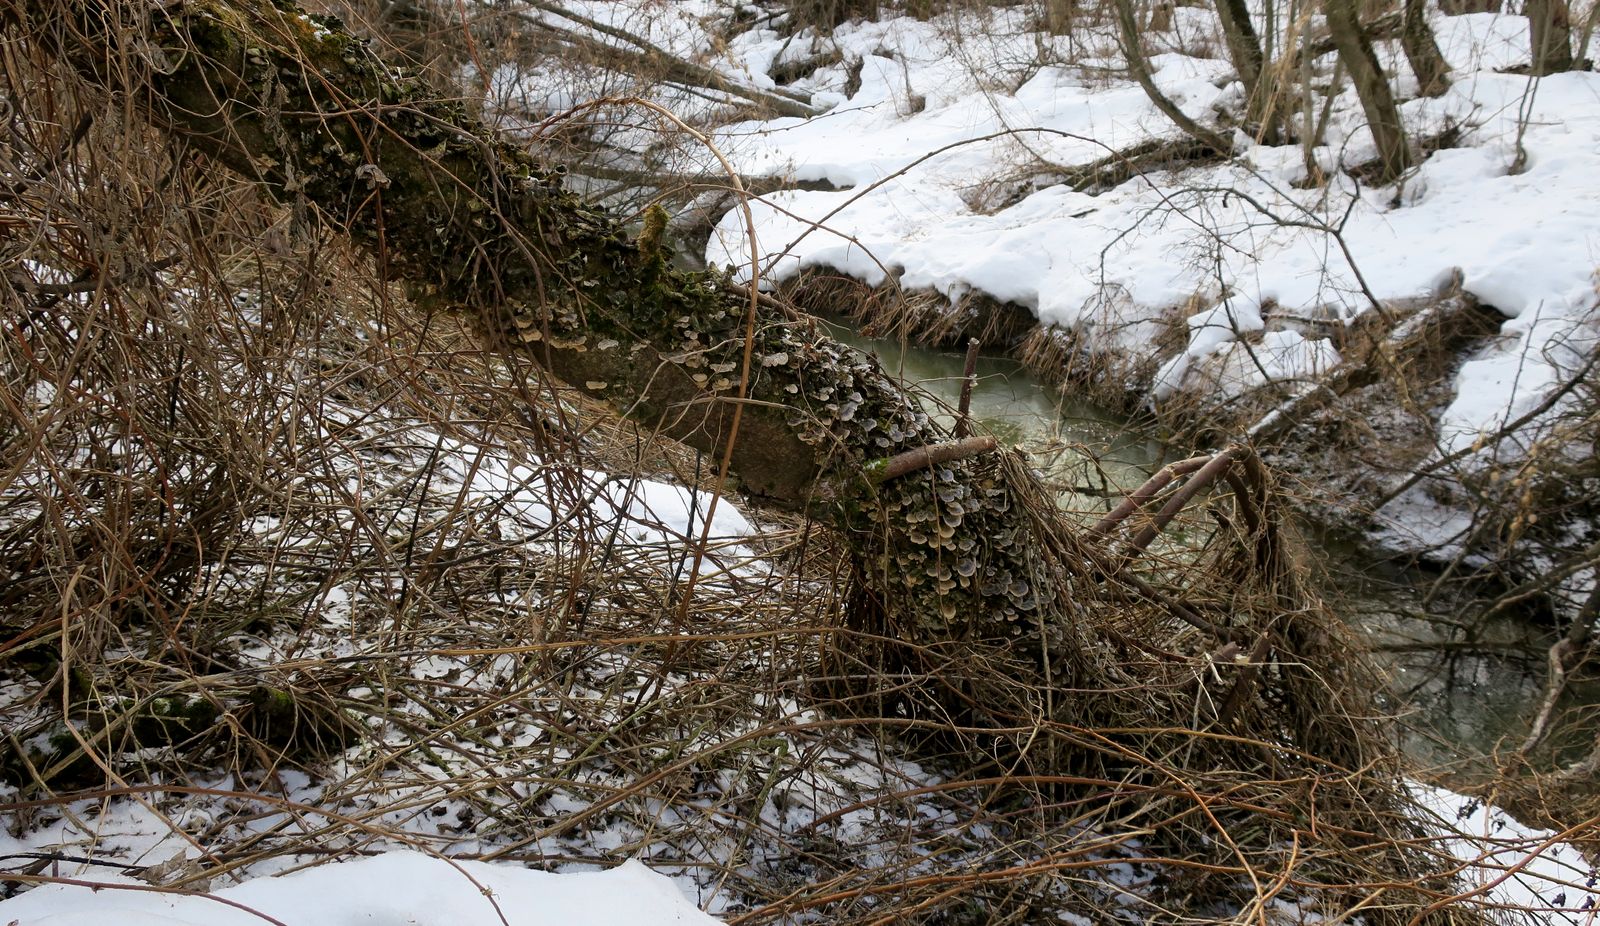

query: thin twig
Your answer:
[953,338,980,439]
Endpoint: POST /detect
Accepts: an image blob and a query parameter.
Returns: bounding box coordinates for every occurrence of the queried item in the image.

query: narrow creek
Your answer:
[829,323,1596,778]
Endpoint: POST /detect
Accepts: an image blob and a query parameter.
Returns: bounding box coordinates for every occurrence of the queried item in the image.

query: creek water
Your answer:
[831,324,1596,777]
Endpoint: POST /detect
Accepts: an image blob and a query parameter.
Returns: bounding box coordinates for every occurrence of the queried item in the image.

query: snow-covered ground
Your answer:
[5,1,1599,922]
[0,405,1004,921]
[697,4,1600,570]
[705,10,1600,455]
[1411,784,1599,923]
[3,776,1590,923]
[0,852,722,926]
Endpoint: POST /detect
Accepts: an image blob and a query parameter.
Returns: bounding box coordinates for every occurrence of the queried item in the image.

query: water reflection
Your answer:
[1314,544,1599,777]
[836,324,1596,776]
[824,324,1163,511]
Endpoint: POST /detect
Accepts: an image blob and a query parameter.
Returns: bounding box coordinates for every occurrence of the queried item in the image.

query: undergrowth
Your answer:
[0,3,1589,924]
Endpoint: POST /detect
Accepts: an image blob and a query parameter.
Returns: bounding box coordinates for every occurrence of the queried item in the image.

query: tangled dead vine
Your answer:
[0,2,1568,923]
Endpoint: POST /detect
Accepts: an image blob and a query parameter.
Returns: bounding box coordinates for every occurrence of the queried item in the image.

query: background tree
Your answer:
[1213,0,1283,141]
[1527,0,1576,73]
[1325,0,1413,181]
[1402,0,1452,96]
[1112,0,1231,151]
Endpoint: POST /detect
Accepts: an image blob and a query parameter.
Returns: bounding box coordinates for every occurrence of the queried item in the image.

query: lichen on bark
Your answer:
[26,0,1077,678]
[15,4,1477,915]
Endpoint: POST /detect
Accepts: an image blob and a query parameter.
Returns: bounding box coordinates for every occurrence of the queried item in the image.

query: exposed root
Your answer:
[780,270,1181,414]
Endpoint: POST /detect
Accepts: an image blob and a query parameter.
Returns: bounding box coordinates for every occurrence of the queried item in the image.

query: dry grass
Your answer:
[778,269,1037,351]
[0,3,1589,924]
[778,268,1187,415]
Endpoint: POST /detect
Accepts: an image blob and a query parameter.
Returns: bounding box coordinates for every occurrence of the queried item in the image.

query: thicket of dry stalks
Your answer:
[0,2,1589,924]
[757,0,1600,817]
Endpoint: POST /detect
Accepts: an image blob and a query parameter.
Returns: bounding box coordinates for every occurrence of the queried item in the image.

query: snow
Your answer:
[435,434,754,553]
[6,3,1599,923]
[699,7,1600,464]
[462,2,1600,493]
[0,852,722,926]
[5,787,1586,925]
[1411,784,1599,924]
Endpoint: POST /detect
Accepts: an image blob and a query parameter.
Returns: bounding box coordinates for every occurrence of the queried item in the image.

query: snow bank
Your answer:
[435,435,753,549]
[0,852,722,925]
[1411,784,1598,924]
[704,9,1600,449]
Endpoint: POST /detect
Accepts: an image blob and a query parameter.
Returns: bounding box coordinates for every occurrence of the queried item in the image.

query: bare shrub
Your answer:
[0,5,1580,925]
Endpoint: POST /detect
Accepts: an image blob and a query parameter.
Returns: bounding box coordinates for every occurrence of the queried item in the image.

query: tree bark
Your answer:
[1043,0,1075,34]
[13,0,1114,721]
[1212,0,1282,142]
[1526,0,1576,74]
[1401,0,1451,97]
[1325,0,1413,183]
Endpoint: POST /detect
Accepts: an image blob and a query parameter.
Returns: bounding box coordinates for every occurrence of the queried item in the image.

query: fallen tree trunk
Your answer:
[12,2,1467,916]
[512,1,819,119]
[18,0,1106,732]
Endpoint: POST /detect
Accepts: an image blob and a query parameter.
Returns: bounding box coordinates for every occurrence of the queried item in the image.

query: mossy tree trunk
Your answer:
[14,0,1115,726]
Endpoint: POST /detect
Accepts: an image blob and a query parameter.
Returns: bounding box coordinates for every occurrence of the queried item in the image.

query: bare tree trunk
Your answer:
[1401,0,1451,96]
[1325,0,1412,182]
[1112,0,1232,151]
[1213,0,1282,142]
[1043,0,1075,33]
[514,0,818,118]
[1577,0,1600,68]
[1527,0,1576,74]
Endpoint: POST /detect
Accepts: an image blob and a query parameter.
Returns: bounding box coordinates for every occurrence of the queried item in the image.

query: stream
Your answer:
[831,324,1597,777]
